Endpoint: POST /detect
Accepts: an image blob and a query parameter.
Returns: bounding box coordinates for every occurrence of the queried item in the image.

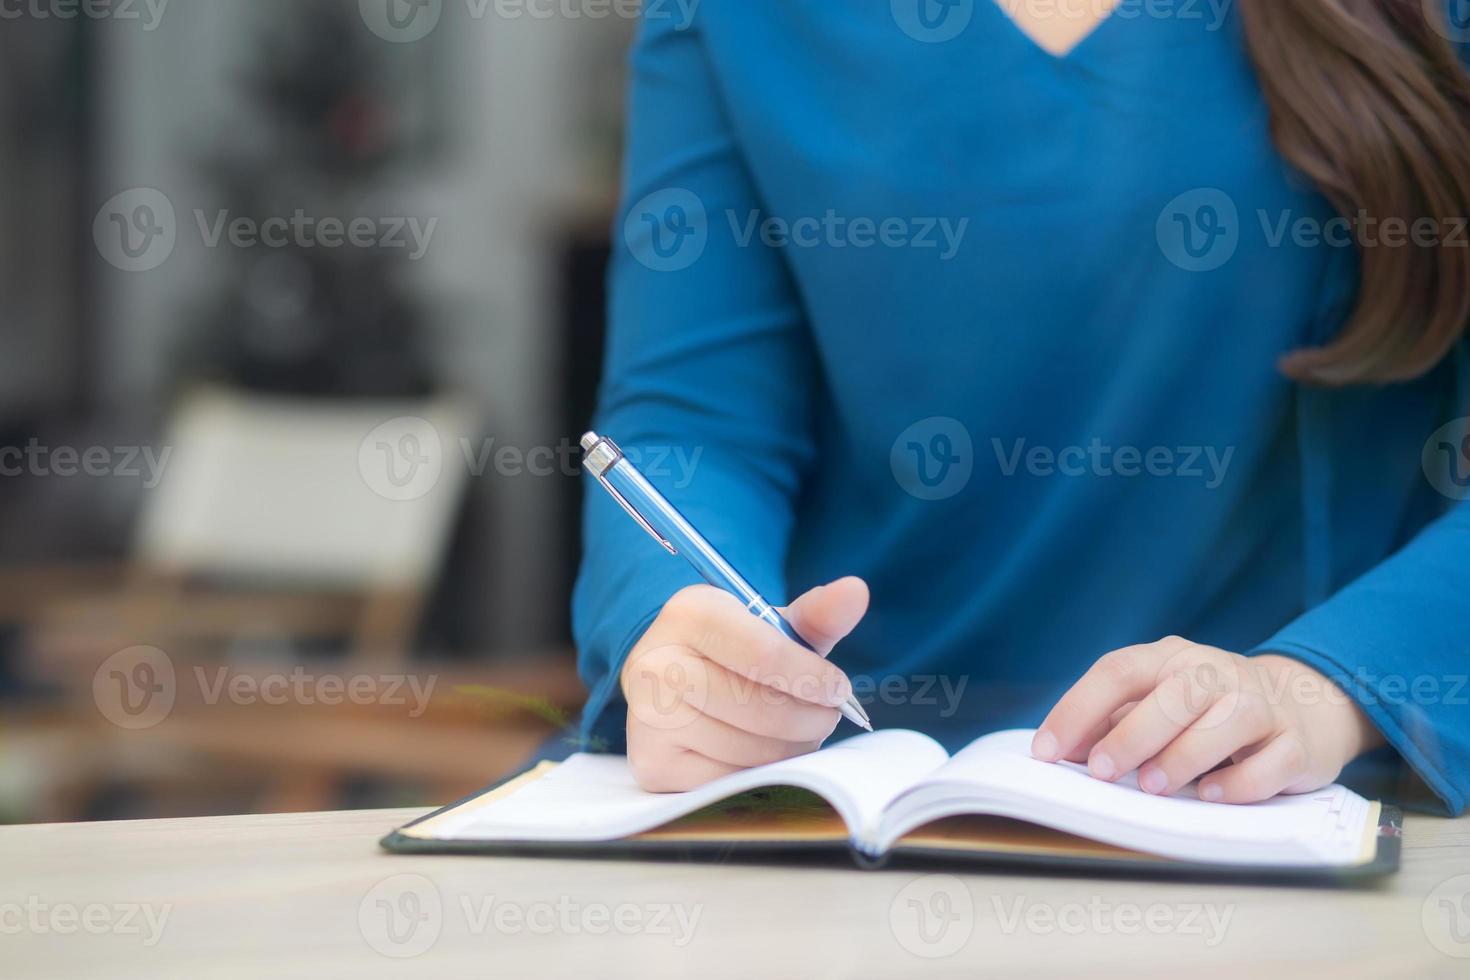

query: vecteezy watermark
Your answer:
[1423,874,1470,959]
[0,0,170,30]
[461,438,700,487]
[1423,417,1470,502]
[358,416,447,502]
[1104,0,1233,29]
[94,188,177,273]
[358,875,703,958]
[622,189,971,273]
[987,894,1234,945]
[93,647,177,731]
[1159,186,1470,272]
[1256,210,1470,251]
[0,440,172,488]
[359,0,444,43]
[1261,668,1469,711]
[92,646,438,730]
[192,666,436,716]
[359,0,697,44]
[850,674,970,718]
[622,644,712,732]
[1157,187,1241,272]
[622,640,864,732]
[481,0,695,26]
[93,189,437,273]
[0,898,172,947]
[1149,650,1469,736]
[623,188,709,273]
[358,417,704,501]
[892,0,975,43]
[1151,650,1242,732]
[360,875,443,958]
[625,655,970,730]
[992,437,1235,489]
[889,874,975,958]
[891,417,975,501]
[194,210,437,261]
[726,210,969,262]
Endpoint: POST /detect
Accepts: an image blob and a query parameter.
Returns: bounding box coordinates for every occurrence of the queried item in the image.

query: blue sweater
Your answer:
[573,3,1470,815]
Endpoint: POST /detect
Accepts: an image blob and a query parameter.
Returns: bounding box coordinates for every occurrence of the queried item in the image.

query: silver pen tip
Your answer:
[580,432,600,453]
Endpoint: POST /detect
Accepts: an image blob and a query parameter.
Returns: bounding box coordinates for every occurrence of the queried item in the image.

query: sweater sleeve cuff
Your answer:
[1247,639,1466,816]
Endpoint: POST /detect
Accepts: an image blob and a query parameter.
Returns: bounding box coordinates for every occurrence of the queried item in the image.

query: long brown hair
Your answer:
[1240,0,1470,385]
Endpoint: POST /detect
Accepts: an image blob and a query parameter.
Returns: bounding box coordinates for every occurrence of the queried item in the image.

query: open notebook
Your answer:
[384,729,1400,880]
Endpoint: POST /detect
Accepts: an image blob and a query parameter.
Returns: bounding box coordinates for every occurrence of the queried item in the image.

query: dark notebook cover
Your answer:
[381,759,1403,885]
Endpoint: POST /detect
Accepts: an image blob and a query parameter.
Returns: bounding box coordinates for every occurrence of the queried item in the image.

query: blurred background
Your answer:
[0,0,635,823]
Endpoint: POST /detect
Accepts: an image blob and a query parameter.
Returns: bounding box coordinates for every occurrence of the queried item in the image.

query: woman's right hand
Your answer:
[620,577,869,792]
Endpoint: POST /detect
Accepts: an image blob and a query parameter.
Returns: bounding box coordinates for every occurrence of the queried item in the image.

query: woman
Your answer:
[573,1,1470,812]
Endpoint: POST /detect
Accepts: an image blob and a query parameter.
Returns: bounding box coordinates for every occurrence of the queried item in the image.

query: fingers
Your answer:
[623,643,840,741]
[1137,691,1276,795]
[1084,660,1220,782]
[782,577,870,656]
[622,580,865,792]
[627,726,743,794]
[670,586,853,708]
[1036,640,1353,806]
[1197,732,1315,804]
[622,644,710,732]
[1062,701,1138,764]
[697,658,841,742]
[666,710,822,769]
[1033,637,1191,762]
[622,657,830,791]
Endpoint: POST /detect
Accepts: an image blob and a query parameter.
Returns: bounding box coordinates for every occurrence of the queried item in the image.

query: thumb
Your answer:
[782,576,870,657]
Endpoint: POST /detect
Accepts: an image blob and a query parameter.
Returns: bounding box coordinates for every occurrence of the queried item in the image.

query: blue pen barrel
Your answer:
[586,432,867,727]
[601,456,815,651]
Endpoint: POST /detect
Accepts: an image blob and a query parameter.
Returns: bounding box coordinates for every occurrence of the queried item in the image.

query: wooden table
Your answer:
[4,807,1469,978]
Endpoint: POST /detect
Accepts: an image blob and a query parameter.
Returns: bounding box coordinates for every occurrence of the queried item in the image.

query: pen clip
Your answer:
[597,473,678,555]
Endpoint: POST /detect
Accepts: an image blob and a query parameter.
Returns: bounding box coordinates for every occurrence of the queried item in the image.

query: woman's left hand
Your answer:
[1032,637,1385,803]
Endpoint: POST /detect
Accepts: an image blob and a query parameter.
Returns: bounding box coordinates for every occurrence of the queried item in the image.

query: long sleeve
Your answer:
[571,13,816,752]
[1251,491,1470,815]
[1248,9,1470,813]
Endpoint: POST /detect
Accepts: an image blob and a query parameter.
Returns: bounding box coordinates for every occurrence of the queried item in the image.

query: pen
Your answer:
[580,431,873,731]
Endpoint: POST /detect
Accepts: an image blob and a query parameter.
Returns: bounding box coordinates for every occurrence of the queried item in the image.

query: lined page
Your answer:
[429,730,949,844]
[878,729,1373,866]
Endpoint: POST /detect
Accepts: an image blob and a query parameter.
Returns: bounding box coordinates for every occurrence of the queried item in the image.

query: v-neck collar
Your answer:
[982,0,1127,64]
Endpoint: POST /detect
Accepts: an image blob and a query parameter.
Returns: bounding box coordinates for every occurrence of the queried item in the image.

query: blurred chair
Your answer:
[24,386,473,669]
[2,386,560,820]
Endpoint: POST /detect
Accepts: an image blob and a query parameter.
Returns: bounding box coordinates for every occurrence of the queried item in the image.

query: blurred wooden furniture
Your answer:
[5,805,1469,978]
[2,656,586,822]
[11,386,474,672]
[137,656,588,812]
[0,386,593,821]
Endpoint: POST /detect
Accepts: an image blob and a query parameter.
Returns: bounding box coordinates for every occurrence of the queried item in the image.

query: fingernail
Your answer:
[827,674,853,706]
[1090,752,1116,781]
[1031,730,1060,762]
[1200,782,1223,803]
[1139,766,1167,795]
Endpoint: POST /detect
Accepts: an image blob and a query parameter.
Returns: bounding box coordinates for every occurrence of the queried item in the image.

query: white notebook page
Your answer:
[878,730,1373,865]
[428,729,948,843]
